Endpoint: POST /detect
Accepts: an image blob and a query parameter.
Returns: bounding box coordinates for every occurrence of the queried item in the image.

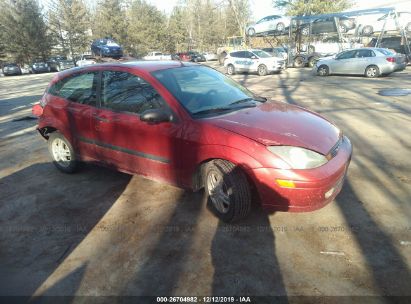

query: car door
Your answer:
[332,50,357,74]
[48,71,99,159]
[352,49,375,74]
[91,69,181,184]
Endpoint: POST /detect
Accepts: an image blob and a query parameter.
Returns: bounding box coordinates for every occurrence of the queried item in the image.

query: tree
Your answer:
[92,0,128,49]
[126,0,167,56]
[166,6,188,53]
[48,0,91,57]
[273,0,354,16]
[226,0,251,39]
[0,0,52,63]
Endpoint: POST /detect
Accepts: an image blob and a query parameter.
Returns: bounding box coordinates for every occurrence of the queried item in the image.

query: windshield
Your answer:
[152,66,259,116]
[252,50,272,58]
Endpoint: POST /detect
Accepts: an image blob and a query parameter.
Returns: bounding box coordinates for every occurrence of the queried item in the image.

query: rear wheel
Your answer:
[258,64,268,76]
[365,65,380,78]
[247,28,256,36]
[339,24,348,33]
[276,22,285,32]
[293,56,305,68]
[317,65,329,76]
[301,27,310,36]
[48,132,79,173]
[226,64,235,75]
[362,25,373,36]
[204,160,251,222]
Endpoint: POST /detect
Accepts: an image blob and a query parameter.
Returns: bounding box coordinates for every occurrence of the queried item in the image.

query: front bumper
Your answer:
[268,61,286,72]
[247,136,352,212]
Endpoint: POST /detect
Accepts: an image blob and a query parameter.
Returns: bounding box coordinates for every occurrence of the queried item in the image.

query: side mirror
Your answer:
[140,108,172,124]
[251,56,257,59]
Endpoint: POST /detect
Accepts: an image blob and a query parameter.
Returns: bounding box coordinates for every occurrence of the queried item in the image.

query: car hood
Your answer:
[204,101,340,155]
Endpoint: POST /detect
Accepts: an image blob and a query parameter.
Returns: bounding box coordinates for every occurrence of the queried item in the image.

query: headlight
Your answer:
[267,146,327,169]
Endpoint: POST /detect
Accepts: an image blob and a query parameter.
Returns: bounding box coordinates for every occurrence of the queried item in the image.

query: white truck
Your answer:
[143,52,172,60]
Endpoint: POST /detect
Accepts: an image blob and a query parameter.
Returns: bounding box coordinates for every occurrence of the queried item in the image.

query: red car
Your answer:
[32,61,352,222]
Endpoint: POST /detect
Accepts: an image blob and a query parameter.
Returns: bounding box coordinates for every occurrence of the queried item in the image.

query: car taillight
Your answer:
[32,103,43,116]
[386,57,396,63]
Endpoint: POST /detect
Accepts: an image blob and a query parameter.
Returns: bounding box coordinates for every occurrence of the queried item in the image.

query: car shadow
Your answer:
[0,163,131,296]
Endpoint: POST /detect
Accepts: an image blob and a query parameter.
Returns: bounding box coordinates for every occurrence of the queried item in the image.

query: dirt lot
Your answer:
[0,65,410,299]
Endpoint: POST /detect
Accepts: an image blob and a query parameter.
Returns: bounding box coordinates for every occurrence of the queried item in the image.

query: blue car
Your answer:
[91,38,123,58]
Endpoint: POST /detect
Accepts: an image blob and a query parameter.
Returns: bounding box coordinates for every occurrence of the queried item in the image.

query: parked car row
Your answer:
[246,11,411,37]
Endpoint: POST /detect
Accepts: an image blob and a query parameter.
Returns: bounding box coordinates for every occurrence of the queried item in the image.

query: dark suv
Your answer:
[91,38,123,58]
[2,63,22,76]
[47,56,75,72]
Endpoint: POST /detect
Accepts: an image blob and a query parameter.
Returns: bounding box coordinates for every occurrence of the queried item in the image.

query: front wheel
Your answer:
[226,64,235,75]
[204,160,251,222]
[365,65,380,78]
[48,132,79,173]
[258,64,268,76]
[406,22,411,32]
[317,65,329,76]
[247,28,256,36]
[308,57,318,67]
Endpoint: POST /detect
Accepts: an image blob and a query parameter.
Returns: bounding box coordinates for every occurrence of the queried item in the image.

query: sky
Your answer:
[147,0,411,20]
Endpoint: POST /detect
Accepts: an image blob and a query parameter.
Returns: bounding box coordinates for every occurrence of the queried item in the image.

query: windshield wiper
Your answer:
[192,103,256,116]
[229,96,266,106]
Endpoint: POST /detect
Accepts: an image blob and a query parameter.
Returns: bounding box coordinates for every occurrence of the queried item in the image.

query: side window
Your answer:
[101,71,165,114]
[356,50,375,58]
[49,72,98,105]
[337,50,356,60]
[230,52,240,58]
[244,51,254,58]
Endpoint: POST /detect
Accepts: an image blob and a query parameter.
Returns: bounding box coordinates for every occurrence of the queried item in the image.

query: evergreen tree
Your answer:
[273,0,354,16]
[0,0,52,63]
[92,0,128,48]
[127,0,167,57]
[48,0,91,57]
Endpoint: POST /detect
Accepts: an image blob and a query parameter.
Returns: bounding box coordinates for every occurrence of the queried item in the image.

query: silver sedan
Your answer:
[315,48,407,78]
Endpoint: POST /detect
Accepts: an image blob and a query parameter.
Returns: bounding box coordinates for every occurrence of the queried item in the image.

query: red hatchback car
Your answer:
[33,61,352,222]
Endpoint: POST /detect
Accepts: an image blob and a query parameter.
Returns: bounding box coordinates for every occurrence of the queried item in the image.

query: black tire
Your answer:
[339,24,348,33]
[247,28,256,36]
[276,22,285,32]
[301,27,310,36]
[257,64,268,76]
[226,64,235,75]
[317,65,329,76]
[365,65,380,78]
[362,25,373,36]
[308,56,319,68]
[48,132,79,173]
[204,160,251,222]
[293,56,305,68]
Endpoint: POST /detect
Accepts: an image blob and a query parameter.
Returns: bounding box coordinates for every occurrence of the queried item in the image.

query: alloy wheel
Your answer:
[51,138,72,167]
[207,171,230,214]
